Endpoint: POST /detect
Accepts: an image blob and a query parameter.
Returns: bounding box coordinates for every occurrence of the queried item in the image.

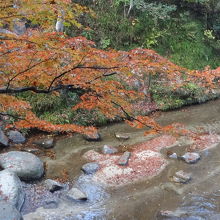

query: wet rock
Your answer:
[102,145,118,154]
[44,179,64,193]
[7,130,25,144]
[0,128,9,147]
[118,151,131,166]
[0,169,25,211]
[66,187,87,201]
[0,151,44,180]
[83,132,101,141]
[0,201,23,220]
[172,170,192,184]
[115,132,130,140]
[33,138,54,149]
[43,199,59,209]
[81,162,100,175]
[181,152,200,164]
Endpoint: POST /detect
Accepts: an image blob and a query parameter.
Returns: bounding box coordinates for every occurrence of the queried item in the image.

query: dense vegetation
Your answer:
[0,0,219,134]
[73,0,220,70]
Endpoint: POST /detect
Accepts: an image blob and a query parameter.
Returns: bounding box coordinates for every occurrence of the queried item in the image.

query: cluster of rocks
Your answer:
[168,151,200,185]
[0,151,44,220]
[83,131,130,142]
[0,149,97,219]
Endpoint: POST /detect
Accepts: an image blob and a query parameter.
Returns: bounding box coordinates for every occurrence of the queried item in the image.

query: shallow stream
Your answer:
[23,99,220,220]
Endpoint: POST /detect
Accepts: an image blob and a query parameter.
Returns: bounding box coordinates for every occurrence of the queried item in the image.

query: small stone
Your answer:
[169,152,178,159]
[22,148,40,153]
[102,145,118,154]
[0,128,9,147]
[118,151,131,166]
[44,179,64,193]
[43,199,59,209]
[181,152,200,164]
[33,138,54,149]
[7,130,25,144]
[115,132,130,140]
[66,187,87,201]
[81,162,100,175]
[83,132,101,142]
[172,170,192,183]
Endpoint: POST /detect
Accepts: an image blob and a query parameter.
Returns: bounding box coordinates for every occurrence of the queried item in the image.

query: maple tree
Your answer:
[0,0,219,135]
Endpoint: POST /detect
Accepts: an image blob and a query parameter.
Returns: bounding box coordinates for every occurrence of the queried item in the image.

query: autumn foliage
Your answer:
[0,0,219,135]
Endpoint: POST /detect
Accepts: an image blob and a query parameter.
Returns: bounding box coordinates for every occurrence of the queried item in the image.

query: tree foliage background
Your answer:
[0,0,219,135]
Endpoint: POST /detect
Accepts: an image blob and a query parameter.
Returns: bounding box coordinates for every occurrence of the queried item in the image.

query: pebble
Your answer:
[33,138,54,149]
[102,145,118,154]
[181,152,200,164]
[118,151,131,166]
[172,170,192,184]
[83,132,101,141]
[115,132,130,140]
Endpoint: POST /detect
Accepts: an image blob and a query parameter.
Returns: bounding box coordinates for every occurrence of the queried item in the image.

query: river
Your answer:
[23,99,220,220]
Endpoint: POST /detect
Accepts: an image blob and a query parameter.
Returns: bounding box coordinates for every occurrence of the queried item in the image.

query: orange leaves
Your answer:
[0,0,220,135]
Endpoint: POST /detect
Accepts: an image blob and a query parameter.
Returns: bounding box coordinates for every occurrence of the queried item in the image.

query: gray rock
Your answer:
[66,187,87,201]
[44,179,63,193]
[181,152,200,164]
[118,151,131,166]
[102,145,118,154]
[0,151,44,180]
[0,201,23,220]
[7,130,25,144]
[0,129,9,147]
[83,132,101,141]
[33,138,54,149]
[0,170,25,211]
[43,199,59,209]
[81,162,100,175]
[172,170,192,184]
[115,132,130,140]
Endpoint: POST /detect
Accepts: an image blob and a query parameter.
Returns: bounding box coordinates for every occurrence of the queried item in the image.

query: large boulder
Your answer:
[0,129,9,147]
[7,130,26,144]
[0,170,25,211]
[0,151,44,180]
[0,201,23,220]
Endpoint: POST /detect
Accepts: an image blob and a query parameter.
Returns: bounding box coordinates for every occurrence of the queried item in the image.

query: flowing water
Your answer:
[23,99,220,220]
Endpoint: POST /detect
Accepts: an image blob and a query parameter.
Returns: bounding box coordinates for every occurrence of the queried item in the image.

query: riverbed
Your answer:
[22,99,220,219]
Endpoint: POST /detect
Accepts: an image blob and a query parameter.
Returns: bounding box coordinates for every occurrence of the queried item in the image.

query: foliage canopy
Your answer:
[0,0,219,135]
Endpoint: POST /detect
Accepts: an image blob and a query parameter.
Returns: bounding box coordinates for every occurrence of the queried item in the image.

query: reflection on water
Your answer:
[159,191,220,220]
